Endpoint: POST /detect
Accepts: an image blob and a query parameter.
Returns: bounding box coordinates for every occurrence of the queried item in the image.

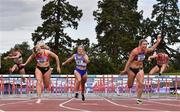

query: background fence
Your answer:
[0,74,179,99]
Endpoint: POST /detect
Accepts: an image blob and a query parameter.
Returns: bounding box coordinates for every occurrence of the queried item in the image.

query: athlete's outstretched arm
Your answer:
[148,54,157,62]
[4,52,21,60]
[62,54,75,66]
[147,35,161,53]
[47,50,61,73]
[21,54,35,66]
[121,50,136,74]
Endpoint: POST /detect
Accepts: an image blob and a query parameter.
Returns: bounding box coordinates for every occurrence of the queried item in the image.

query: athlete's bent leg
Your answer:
[81,74,87,101]
[127,70,136,88]
[148,66,159,75]
[35,68,43,103]
[159,64,168,75]
[136,70,144,104]
[74,71,81,98]
[43,69,52,93]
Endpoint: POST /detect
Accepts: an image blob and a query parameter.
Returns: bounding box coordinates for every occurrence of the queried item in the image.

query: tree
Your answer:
[88,44,117,74]
[93,0,143,68]
[32,0,83,54]
[150,0,180,57]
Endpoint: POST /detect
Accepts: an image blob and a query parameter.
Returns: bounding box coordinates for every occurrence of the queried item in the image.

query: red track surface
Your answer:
[0,97,180,111]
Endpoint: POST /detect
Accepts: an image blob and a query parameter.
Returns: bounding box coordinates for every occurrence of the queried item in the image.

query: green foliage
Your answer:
[140,0,180,71]
[150,0,180,57]
[32,0,83,54]
[93,0,143,68]
[0,42,36,74]
[1,1,180,74]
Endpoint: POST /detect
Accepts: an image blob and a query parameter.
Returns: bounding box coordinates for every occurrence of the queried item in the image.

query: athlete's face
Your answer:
[140,41,148,51]
[77,47,84,55]
[11,50,17,56]
[158,52,164,56]
[35,47,43,54]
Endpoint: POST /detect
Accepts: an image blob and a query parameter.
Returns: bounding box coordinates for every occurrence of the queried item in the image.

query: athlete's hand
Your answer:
[148,57,152,62]
[82,50,86,55]
[57,67,61,73]
[62,62,65,66]
[120,70,127,75]
[20,64,26,67]
[157,35,161,43]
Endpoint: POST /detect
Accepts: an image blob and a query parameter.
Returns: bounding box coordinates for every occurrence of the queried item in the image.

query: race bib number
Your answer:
[76,60,84,65]
[137,54,145,61]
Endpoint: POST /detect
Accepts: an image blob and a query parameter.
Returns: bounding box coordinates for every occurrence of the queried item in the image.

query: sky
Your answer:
[0,0,179,53]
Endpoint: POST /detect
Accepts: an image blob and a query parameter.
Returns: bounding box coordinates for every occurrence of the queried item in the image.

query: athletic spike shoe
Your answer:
[82,94,85,101]
[75,93,79,98]
[136,99,143,104]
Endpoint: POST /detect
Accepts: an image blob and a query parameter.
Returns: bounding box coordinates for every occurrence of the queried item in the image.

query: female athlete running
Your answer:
[4,48,26,82]
[121,35,161,104]
[62,46,89,101]
[148,49,169,76]
[21,44,61,103]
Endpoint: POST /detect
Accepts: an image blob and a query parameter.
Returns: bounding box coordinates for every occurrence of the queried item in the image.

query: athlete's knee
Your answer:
[36,79,42,85]
[76,79,81,83]
[148,72,153,75]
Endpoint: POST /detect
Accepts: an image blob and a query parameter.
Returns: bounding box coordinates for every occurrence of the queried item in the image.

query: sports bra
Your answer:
[156,54,168,65]
[35,51,49,64]
[133,48,146,61]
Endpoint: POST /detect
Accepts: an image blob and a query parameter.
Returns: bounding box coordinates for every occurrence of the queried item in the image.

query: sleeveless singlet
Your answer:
[35,51,49,65]
[156,54,168,65]
[133,48,146,61]
[74,53,87,67]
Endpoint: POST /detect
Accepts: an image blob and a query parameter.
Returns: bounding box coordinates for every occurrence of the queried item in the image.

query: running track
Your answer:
[0,96,180,112]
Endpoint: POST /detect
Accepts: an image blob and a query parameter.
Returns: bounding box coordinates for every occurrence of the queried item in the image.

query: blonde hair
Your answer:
[36,43,50,50]
[139,39,147,46]
[78,45,84,50]
[33,43,49,54]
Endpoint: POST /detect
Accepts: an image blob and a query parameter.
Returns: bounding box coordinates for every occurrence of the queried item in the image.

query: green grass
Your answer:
[145,72,180,75]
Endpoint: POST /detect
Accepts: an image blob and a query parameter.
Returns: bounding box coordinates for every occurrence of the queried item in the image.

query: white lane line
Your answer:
[73,99,104,101]
[38,99,68,101]
[59,98,80,111]
[103,98,159,111]
[144,100,180,107]
[0,99,35,107]
[0,110,5,112]
[0,98,67,100]
[59,98,90,111]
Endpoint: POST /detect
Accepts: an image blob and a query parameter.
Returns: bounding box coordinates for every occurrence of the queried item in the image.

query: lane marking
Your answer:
[73,99,103,101]
[144,100,180,107]
[59,98,90,111]
[103,98,159,111]
[0,99,35,107]
[81,103,98,106]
